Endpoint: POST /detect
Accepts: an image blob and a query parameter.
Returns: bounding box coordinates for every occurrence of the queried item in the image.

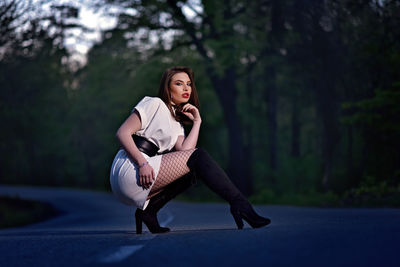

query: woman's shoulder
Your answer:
[138,96,165,106]
[139,96,161,102]
[135,96,170,115]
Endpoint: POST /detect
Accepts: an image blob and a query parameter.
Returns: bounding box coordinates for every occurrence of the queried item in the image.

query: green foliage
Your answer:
[249,188,340,207]
[276,154,323,195]
[0,41,73,186]
[1,0,400,208]
[342,84,400,132]
[341,83,400,183]
[249,188,277,204]
[343,176,400,207]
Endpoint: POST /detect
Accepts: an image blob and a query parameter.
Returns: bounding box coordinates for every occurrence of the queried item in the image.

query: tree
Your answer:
[0,1,82,186]
[100,0,264,194]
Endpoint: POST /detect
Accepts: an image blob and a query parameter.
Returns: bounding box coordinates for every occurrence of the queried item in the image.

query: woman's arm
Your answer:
[175,121,201,150]
[175,103,202,151]
[116,110,155,188]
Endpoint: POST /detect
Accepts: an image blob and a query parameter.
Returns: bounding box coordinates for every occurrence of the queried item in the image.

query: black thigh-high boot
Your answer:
[187,148,271,229]
[135,173,194,234]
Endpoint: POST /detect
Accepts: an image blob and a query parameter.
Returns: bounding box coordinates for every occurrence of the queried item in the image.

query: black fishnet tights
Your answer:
[148,149,196,199]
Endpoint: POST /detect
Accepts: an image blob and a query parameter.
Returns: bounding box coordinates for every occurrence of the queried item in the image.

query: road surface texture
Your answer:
[0,185,399,266]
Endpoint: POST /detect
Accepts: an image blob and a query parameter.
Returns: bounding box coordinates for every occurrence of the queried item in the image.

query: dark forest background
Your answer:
[1,0,399,206]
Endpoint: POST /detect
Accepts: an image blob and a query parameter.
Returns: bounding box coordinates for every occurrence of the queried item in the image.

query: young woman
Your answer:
[110,66,271,234]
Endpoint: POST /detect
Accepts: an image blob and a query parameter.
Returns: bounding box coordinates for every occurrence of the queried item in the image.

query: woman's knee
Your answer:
[187,147,212,168]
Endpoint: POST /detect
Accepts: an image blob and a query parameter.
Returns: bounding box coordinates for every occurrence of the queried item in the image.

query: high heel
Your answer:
[230,209,244,229]
[135,213,143,234]
[135,208,170,234]
[134,173,194,234]
[230,203,271,229]
[187,148,271,229]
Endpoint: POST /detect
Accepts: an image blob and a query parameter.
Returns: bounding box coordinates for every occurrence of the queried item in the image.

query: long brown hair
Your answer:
[158,66,200,124]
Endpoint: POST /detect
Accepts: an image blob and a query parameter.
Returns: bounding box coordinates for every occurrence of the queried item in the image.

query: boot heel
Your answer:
[136,215,143,234]
[231,210,244,229]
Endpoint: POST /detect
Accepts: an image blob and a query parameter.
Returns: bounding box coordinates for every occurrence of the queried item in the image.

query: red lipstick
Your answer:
[182,93,190,98]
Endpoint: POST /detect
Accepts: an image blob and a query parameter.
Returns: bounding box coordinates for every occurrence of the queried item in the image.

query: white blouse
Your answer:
[134,96,185,153]
[110,96,185,210]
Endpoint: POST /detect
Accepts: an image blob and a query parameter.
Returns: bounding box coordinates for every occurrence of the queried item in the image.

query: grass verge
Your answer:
[176,184,400,208]
[0,196,60,229]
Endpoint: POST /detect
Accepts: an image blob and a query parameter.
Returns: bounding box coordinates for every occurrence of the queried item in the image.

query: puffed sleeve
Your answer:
[132,97,162,131]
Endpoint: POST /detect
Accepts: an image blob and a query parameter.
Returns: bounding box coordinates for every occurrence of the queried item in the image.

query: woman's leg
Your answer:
[148,149,196,198]
[141,147,269,232]
[135,149,196,234]
[186,148,271,229]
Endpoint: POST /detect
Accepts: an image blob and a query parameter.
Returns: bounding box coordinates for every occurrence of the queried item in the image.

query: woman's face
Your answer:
[169,72,192,105]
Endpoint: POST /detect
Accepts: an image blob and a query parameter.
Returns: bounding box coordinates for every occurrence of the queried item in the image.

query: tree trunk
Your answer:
[315,78,340,192]
[263,0,283,177]
[209,66,252,196]
[166,1,253,195]
[291,96,300,158]
[265,66,278,173]
[302,1,340,192]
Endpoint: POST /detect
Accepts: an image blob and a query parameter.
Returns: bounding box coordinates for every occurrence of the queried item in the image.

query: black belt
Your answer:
[132,135,159,157]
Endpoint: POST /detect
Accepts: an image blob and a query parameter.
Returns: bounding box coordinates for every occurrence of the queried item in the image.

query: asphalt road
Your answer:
[0,185,399,267]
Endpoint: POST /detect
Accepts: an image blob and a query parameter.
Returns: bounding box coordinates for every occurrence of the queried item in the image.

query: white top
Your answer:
[109,96,186,210]
[133,96,185,153]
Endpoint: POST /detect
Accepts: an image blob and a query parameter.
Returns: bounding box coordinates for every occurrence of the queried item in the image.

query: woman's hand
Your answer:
[138,163,155,189]
[181,103,201,123]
